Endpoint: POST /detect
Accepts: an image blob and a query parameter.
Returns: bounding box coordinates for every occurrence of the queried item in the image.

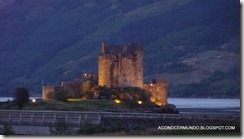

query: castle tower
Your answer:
[143,79,168,106]
[98,54,113,87]
[98,43,143,88]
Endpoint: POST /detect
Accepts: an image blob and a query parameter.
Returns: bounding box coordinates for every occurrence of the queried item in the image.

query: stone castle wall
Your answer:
[42,86,61,100]
[98,43,143,88]
[61,82,82,97]
[143,79,168,106]
[98,54,114,87]
[42,73,97,100]
[42,82,82,100]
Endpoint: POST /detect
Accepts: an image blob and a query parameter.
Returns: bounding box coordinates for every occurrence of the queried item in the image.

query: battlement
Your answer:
[101,42,143,55]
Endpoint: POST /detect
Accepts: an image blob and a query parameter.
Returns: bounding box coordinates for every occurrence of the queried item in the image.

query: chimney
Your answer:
[102,42,106,53]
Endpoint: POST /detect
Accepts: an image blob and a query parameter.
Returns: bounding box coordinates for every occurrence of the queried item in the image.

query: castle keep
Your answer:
[97,42,167,105]
[98,42,143,88]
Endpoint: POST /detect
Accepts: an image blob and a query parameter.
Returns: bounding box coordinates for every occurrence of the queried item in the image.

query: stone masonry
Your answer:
[98,42,143,88]
[143,79,168,106]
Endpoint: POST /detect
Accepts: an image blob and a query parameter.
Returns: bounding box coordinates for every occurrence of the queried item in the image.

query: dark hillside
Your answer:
[0,0,240,98]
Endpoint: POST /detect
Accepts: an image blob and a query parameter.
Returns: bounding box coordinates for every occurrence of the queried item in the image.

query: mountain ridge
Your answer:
[0,0,240,98]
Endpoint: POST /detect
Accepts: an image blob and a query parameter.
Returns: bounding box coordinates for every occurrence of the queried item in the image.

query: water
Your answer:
[0,97,41,102]
[168,98,240,109]
[0,97,13,102]
[168,98,240,116]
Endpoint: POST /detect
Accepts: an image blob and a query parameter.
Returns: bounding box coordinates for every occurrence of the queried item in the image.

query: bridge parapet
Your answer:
[0,110,101,126]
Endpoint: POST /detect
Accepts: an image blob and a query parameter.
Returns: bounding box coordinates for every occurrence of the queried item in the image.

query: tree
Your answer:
[13,87,29,109]
[54,89,68,102]
[91,86,110,99]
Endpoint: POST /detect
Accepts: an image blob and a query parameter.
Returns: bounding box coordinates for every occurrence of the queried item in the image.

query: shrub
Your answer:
[54,89,68,102]
[91,86,151,102]
[13,87,29,109]
[91,86,110,99]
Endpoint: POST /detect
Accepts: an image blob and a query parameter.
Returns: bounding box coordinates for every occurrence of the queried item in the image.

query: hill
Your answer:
[0,0,240,98]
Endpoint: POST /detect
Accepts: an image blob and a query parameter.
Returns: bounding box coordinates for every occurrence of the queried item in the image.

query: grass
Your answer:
[0,99,179,114]
[0,100,129,111]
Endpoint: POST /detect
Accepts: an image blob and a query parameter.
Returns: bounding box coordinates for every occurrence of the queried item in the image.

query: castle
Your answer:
[42,42,168,106]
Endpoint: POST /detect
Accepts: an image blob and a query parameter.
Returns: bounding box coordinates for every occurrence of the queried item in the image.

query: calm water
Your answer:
[0,97,13,102]
[0,97,41,102]
[168,98,240,109]
[168,98,240,116]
